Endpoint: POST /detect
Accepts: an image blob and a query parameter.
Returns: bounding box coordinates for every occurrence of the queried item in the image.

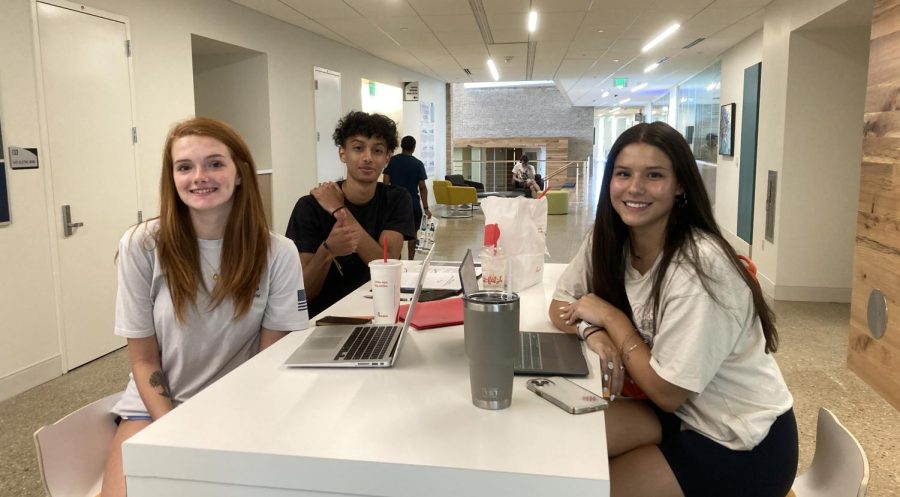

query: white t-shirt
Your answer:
[512,161,536,183]
[112,220,309,418]
[554,230,793,450]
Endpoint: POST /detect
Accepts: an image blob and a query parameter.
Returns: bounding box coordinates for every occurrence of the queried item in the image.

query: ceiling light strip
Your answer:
[631,82,648,92]
[528,11,537,32]
[487,58,500,80]
[642,23,680,53]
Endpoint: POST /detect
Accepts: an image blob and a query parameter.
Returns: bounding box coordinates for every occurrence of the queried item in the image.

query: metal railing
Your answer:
[448,160,589,193]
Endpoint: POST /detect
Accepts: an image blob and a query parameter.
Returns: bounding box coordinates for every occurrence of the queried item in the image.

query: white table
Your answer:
[123,263,609,497]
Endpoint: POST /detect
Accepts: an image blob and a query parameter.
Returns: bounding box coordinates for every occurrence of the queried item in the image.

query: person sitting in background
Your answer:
[548,121,797,497]
[102,117,308,497]
[512,154,540,197]
[697,133,718,163]
[383,135,431,259]
[285,111,415,318]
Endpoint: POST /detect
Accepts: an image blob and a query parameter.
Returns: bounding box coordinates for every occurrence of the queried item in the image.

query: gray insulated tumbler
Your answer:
[463,291,520,410]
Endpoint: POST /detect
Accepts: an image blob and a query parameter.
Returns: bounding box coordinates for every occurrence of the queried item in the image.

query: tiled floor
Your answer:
[2,180,898,496]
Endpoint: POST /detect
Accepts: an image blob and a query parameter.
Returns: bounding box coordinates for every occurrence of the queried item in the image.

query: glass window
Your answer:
[650,92,670,124]
[675,61,720,164]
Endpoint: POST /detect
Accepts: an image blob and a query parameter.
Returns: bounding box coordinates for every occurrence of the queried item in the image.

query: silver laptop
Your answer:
[459,249,589,377]
[285,248,435,368]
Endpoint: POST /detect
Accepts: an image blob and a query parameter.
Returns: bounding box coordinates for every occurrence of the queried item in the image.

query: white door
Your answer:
[36,2,139,369]
[314,67,342,182]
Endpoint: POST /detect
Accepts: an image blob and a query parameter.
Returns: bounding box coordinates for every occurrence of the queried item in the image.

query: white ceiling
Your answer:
[229,0,775,107]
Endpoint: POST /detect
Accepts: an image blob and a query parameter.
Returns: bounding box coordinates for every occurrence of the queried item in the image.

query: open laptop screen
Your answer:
[459,249,478,297]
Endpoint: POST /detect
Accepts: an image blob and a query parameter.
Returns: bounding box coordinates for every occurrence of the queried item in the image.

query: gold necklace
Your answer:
[199,249,220,281]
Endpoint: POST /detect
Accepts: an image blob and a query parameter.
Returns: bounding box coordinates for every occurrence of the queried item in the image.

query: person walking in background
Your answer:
[102,117,308,497]
[383,135,431,259]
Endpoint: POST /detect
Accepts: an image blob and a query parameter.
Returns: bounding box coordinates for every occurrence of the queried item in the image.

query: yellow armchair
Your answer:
[433,180,477,218]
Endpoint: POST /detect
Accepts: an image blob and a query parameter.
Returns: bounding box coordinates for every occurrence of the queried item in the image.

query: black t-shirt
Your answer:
[285,182,415,318]
[384,153,427,211]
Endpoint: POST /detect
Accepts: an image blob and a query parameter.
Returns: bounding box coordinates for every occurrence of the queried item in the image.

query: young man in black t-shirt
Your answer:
[285,111,415,317]
[383,135,430,259]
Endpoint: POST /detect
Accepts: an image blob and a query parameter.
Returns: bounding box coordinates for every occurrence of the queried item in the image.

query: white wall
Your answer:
[0,0,63,400]
[0,0,447,400]
[716,30,763,251]
[776,26,869,299]
[754,0,871,301]
[194,53,273,170]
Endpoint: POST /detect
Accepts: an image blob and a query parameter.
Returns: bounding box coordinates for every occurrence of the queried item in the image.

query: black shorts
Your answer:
[654,406,798,497]
[412,205,423,234]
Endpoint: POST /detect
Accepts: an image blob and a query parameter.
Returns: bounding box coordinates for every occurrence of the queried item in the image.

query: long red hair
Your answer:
[157,117,269,323]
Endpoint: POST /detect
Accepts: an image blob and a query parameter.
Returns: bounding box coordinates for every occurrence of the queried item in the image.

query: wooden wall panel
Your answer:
[850,0,900,410]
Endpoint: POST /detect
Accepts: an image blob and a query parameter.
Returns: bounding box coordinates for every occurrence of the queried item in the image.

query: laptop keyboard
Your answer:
[518,332,543,369]
[335,325,397,361]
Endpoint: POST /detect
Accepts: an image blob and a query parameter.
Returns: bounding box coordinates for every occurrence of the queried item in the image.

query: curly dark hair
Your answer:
[332,111,399,152]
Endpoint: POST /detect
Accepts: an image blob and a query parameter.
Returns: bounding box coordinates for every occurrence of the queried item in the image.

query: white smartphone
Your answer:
[526,377,608,414]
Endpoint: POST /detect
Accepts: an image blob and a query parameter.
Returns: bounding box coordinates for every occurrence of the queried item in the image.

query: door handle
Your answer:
[61,204,84,237]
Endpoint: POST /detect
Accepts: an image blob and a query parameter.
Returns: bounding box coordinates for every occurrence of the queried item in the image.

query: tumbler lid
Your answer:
[464,291,519,312]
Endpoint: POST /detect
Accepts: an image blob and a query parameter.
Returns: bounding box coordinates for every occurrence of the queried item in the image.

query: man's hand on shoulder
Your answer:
[311,182,345,215]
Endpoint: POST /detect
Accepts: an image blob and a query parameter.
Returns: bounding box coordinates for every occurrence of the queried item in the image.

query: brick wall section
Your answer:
[451,84,594,166]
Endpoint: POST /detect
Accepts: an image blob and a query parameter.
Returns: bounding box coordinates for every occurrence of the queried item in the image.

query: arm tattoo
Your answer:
[149,369,173,399]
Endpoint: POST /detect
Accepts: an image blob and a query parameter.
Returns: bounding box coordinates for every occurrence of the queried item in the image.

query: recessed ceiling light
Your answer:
[631,82,648,92]
[597,28,604,33]
[619,97,631,104]
[601,90,610,98]
[528,11,538,32]
[613,59,620,63]
[644,63,659,73]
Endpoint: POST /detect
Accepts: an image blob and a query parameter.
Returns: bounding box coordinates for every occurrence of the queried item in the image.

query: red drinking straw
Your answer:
[383,234,388,263]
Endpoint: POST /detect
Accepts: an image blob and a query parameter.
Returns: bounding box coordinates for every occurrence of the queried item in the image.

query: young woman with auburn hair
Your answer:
[101,117,308,497]
[548,122,797,497]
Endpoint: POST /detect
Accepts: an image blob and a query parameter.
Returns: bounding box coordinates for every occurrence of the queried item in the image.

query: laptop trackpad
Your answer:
[305,336,344,350]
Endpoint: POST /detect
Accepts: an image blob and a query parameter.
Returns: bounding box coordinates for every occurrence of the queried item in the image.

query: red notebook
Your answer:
[398,297,464,330]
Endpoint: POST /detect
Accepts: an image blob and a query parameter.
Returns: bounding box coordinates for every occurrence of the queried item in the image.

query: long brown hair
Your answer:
[157,117,270,323]
[592,122,778,353]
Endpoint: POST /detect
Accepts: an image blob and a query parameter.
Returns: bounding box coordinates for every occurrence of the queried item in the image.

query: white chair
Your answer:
[33,392,122,497]
[789,407,869,497]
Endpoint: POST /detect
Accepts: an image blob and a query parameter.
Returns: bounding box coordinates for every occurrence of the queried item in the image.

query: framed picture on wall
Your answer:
[719,103,736,156]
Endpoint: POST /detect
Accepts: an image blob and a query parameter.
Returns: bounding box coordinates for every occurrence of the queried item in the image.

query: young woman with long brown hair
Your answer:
[549,122,797,497]
[101,118,308,497]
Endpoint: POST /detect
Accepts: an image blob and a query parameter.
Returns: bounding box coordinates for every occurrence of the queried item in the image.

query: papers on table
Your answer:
[400,261,480,290]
